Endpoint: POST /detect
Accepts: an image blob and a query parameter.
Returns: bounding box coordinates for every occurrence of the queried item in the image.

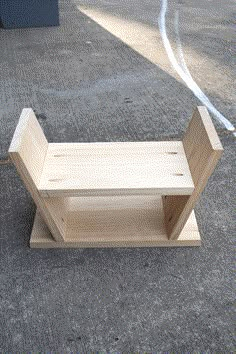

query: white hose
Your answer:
[158,0,235,135]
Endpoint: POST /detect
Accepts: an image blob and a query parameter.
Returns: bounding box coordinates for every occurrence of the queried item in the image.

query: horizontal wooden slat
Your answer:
[30,196,201,248]
[38,141,194,197]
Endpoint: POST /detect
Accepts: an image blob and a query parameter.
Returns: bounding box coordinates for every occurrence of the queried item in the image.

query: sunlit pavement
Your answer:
[0,0,235,351]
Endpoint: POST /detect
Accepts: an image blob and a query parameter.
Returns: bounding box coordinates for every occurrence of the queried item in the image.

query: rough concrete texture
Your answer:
[0,0,235,351]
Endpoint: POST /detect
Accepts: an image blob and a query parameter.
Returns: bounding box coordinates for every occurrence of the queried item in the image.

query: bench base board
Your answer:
[30,208,201,248]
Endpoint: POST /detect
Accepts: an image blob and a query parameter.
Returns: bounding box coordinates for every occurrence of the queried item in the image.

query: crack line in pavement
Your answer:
[158,0,235,136]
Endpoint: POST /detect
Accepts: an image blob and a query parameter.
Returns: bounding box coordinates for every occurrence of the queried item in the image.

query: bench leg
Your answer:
[163,106,223,240]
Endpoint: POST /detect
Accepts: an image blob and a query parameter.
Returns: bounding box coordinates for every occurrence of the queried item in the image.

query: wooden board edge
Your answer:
[196,106,224,152]
[8,108,35,153]
[30,210,201,248]
[39,187,195,198]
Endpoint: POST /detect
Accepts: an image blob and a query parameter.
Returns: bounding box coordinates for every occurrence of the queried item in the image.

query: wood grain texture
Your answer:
[9,108,48,186]
[8,109,65,242]
[38,141,194,197]
[30,197,201,248]
[163,106,223,240]
[10,106,221,248]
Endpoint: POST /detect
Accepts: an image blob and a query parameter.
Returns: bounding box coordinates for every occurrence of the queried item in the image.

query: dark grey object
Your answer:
[0,0,59,29]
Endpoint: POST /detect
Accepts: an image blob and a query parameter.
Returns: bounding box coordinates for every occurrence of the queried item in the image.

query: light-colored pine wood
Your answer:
[8,109,65,242]
[163,106,223,240]
[30,196,201,248]
[38,141,194,197]
[8,108,48,186]
[9,106,223,248]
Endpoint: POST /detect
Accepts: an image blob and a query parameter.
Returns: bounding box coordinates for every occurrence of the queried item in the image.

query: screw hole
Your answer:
[174,173,184,176]
[49,178,63,182]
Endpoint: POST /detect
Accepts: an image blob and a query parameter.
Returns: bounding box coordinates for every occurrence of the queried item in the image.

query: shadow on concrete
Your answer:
[76,0,235,70]
[0,0,235,351]
[74,0,235,126]
[0,0,209,155]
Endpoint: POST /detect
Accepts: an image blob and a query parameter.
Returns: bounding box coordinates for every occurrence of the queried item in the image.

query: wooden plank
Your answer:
[30,196,201,248]
[9,108,48,186]
[8,108,65,242]
[163,106,223,240]
[38,141,194,197]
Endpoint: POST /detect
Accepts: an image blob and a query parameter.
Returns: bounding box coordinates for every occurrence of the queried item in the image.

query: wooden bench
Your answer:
[9,106,223,248]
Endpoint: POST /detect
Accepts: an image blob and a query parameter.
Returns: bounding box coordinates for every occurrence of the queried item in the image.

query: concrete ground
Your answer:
[0,0,235,351]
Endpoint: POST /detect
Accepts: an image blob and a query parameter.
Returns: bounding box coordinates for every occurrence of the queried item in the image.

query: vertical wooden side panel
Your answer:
[163,106,223,240]
[9,109,65,242]
[9,108,48,186]
[183,106,223,187]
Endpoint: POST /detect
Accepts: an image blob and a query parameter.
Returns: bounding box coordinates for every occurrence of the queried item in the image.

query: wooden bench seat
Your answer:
[38,141,194,197]
[9,106,223,248]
